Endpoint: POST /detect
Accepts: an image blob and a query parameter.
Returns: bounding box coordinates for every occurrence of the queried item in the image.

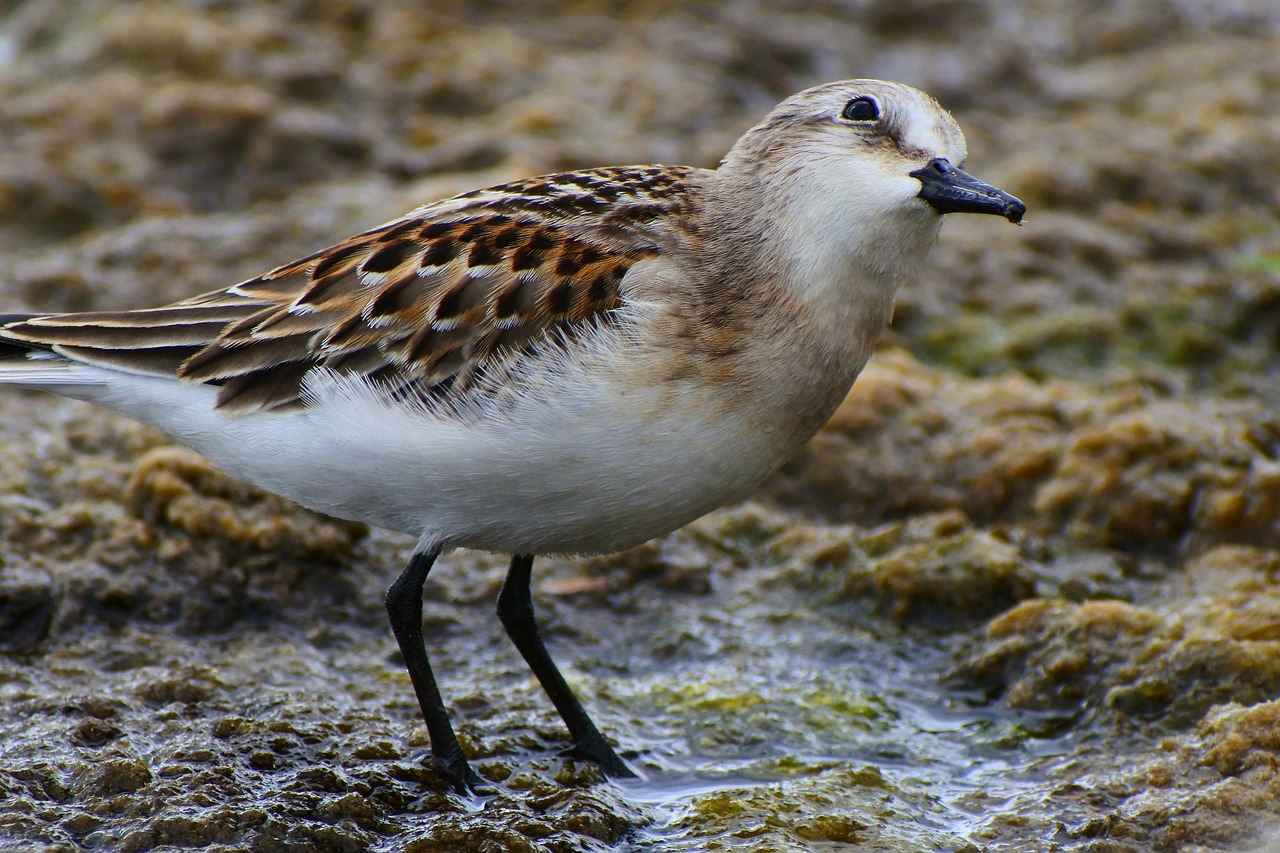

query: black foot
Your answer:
[432,749,492,795]
[498,554,636,779]
[560,733,637,779]
[386,548,494,795]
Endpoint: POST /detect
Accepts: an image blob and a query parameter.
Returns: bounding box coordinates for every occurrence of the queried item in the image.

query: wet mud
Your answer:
[2,1,1280,850]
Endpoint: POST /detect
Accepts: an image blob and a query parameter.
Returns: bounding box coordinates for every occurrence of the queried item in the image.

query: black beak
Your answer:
[911,158,1025,224]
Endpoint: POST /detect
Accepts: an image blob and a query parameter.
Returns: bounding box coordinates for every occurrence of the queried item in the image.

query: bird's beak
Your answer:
[911,158,1025,224]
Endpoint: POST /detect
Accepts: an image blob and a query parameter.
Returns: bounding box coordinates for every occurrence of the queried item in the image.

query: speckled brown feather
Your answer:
[2,166,699,413]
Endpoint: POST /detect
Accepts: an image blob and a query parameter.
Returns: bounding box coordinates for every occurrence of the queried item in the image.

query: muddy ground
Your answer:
[2,1,1280,851]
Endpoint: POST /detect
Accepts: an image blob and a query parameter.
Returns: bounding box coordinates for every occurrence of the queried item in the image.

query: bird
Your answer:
[0,79,1024,792]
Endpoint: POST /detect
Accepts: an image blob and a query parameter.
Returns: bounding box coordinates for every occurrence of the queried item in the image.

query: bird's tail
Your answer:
[0,314,86,387]
[0,314,41,359]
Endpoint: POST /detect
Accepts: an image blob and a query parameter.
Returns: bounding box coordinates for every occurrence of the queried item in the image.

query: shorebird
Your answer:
[0,79,1024,791]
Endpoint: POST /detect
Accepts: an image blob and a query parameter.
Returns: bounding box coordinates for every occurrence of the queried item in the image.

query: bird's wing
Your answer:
[1,166,698,414]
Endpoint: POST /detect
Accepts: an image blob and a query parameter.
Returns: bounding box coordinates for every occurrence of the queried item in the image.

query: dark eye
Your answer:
[841,97,880,122]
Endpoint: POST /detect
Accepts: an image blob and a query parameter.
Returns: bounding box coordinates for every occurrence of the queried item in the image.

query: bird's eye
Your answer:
[841,97,880,122]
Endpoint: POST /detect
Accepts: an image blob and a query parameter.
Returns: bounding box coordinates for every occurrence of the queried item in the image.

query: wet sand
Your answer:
[2,1,1280,850]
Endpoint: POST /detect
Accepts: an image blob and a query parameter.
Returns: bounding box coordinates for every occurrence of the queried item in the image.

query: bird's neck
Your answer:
[678,166,942,442]
[701,164,939,345]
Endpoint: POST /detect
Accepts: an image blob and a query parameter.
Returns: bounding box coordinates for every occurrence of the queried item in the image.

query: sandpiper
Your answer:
[0,79,1024,791]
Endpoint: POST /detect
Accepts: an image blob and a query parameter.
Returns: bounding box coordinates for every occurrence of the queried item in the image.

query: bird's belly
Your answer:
[69,323,851,556]
[255,384,789,555]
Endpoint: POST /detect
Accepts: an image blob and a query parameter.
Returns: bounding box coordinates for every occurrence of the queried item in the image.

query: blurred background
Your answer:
[2,0,1279,401]
[2,2,1280,851]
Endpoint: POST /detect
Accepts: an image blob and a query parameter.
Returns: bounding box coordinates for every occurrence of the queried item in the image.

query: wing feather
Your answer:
[0,166,700,413]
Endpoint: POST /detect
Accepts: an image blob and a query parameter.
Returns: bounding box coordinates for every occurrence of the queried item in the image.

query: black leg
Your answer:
[497,554,636,778]
[385,546,481,792]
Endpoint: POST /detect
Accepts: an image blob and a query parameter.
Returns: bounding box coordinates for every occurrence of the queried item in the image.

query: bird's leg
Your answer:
[497,554,636,777]
[385,546,481,792]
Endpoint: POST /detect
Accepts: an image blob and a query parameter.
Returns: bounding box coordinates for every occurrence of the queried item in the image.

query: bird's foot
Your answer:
[432,749,495,795]
[560,734,637,779]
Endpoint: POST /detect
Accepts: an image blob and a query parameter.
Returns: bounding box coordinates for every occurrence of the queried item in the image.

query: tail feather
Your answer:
[0,313,43,360]
[0,313,91,386]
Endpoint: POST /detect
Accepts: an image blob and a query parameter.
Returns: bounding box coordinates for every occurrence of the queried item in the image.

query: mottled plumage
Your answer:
[4,166,702,414]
